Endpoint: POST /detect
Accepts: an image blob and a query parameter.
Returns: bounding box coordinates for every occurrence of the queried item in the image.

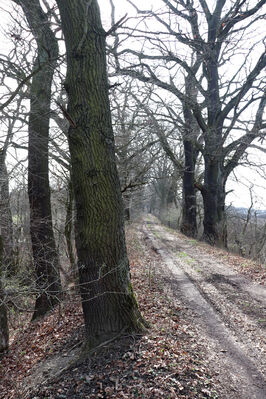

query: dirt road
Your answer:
[142,215,266,399]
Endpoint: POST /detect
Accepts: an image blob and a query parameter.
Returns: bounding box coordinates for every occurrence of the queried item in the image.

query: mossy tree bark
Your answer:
[180,75,199,238]
[180,140,198,238]
[201,150,227,247]
[14,0,62,319]
[56,0,145,347]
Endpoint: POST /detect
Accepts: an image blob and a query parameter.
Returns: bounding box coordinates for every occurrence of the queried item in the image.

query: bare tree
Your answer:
[12,0,62,319]
[111,0,266,246]
[0,104,21,276]
[111,81,160,220]
[129,84,200,236]
[55,0,145,348]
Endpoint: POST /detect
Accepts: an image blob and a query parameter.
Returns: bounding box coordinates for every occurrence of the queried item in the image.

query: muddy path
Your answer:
[141,215,266,399]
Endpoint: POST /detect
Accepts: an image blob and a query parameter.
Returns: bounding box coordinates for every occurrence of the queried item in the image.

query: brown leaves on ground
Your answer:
[1,224,219,399]
[219,253,265,285]
[197,244,265,285]
[0,303,84,399]
[164,227,265,285]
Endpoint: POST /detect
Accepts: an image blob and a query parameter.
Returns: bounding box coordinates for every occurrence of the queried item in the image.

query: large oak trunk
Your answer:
[180,76,198,238]
[56,0,145,348]
[202,154,227,247]
[180,140,197,237]
[18,0,62,320]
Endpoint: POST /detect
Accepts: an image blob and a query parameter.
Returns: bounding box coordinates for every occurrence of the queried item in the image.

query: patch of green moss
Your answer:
[178,251,188,258]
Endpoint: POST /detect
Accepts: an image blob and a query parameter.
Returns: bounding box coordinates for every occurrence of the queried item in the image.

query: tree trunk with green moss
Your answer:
[180,76,199,238]
[56,0,145,348]
[201,152,227,247]
[180,139,198,238]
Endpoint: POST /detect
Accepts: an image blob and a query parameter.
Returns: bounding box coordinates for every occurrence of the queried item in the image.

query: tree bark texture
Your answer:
[180,75,198,238]
[0,236,9,355]
[202,152,227,247]
[180,140,198,237]
[123,192,132,222]
[64,179,77,283]
[16,0,62,320]
[56,0,145,347]
[200,19,227,246]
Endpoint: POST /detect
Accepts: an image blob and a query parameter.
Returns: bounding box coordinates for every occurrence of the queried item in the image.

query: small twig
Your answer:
[105,14,128,36]
[0,65,44,112]
[55,101,77,128]
[69,340,83,351]
[108,82,122,90]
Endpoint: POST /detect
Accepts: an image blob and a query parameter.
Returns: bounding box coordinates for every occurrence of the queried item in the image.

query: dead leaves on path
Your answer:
[0,303,84,399]
[1,225,218,399]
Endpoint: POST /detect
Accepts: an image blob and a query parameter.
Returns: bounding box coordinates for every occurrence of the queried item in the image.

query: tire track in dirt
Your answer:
[143,215,266,399]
